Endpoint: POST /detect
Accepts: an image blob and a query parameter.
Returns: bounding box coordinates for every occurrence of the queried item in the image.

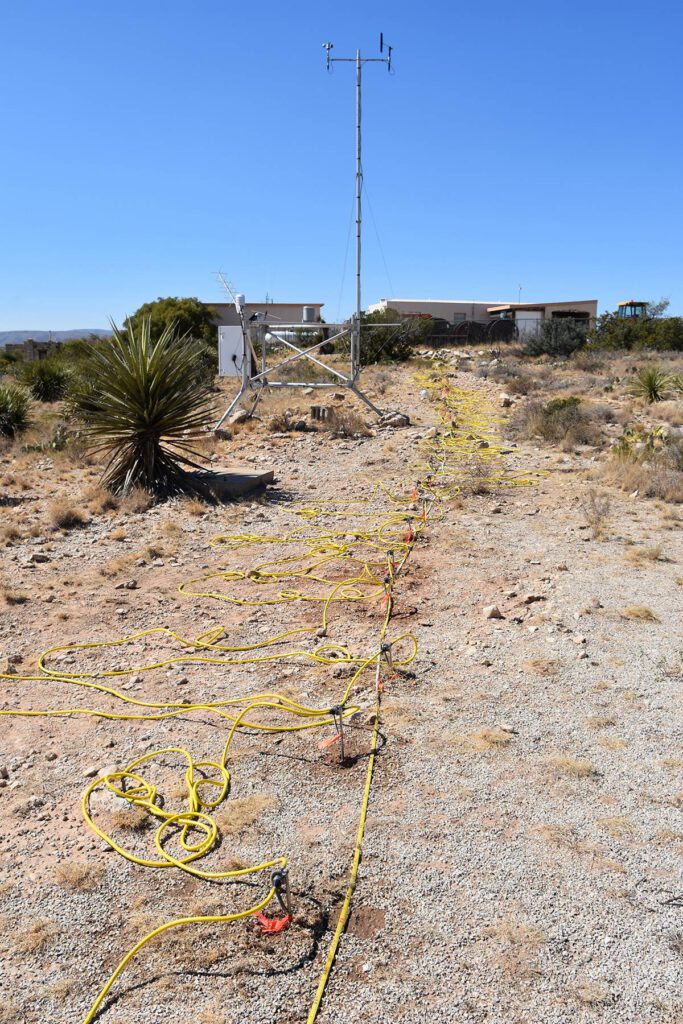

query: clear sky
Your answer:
[1,0,681,330]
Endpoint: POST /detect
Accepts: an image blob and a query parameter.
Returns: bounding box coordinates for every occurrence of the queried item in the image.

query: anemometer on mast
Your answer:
[214,35,396,430]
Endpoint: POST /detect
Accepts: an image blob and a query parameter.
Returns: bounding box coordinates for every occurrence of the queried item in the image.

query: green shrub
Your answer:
[0,383,30,437]
[19,359,71,401]
[589,310,683,351]
[358,308,430,365]
[510,395,598,447]
[524,318,588,357]
[70,319,215,496]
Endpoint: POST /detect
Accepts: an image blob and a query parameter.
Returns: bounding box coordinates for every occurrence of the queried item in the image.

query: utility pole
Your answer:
[324,36,392,375]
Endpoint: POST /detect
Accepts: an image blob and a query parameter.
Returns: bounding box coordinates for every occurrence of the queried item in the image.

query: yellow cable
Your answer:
[0,369,535,1022]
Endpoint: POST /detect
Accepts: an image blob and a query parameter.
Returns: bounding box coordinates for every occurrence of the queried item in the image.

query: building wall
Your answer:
[211,302,324,328]
[368,299,502,322]
[4,339,62,362]
[368,298,599,323]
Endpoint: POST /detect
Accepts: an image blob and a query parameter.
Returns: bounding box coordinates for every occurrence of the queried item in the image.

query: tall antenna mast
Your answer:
[323,36,393,374]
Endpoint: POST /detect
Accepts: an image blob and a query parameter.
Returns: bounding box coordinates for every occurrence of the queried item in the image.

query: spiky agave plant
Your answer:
[72,319,215,495]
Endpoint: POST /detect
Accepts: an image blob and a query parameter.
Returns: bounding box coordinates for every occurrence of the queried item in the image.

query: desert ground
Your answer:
[1,346,682,1024]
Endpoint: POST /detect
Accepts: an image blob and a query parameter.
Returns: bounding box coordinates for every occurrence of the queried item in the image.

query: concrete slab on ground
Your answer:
[187,466,274,499]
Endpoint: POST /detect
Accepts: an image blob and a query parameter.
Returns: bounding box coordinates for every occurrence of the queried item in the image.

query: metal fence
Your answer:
[420,317,595,348]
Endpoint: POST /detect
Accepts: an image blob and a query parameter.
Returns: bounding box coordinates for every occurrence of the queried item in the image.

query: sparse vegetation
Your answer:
[13,919,58,953]
[322,406,372,438]
[55,861,104,892]
[49,499,87,531]
[549,756,598,778]
[450,727,514,752]
[619,605,659,621]
[624,543,665,565]
[216,794,277,836]
[510,395,599,448]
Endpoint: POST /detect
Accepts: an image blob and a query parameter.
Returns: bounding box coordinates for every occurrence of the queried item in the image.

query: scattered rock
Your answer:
[380,412,410,429]
[229,409,250,425]
[483,605,504,620]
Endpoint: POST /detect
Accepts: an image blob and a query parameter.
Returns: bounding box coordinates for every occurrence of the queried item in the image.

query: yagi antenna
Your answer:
[379,32,392,70]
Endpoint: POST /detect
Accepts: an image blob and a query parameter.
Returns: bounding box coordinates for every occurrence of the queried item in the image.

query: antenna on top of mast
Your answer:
[322,35,394,369]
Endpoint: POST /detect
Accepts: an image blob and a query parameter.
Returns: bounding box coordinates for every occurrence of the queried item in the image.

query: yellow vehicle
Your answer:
[618,299,648,319]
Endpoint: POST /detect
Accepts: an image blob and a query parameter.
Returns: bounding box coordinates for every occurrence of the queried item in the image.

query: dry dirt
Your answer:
[0,351,682,1024]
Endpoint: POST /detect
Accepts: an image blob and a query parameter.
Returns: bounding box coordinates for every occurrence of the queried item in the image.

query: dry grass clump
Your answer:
[13,918,58,953]
[593,856,626,874]
[0,582,28,605]
[110,805,149,831]
[217,794,277,837]
[624,543,666,565]
[181,496,207,517]
[606,433,683,503]
[523,658,559,676]
[119,486,152,514]
[99,552,138,578]
[657,401,683,427]
[484,918,545,947]
[268,410,296,433]
[619,604,659,621]
[49,499,87,530]
[108,526,128,542]
[532,823,581,851]
[450,727,514,752]
[572,981,612,1006]
[55,861,105,892]
[549,756,598,778]
[585,714,616,729]
[581,488,611,539]
[597,736,629,750]
[458,457,494,496]
[597,815,636,837]
[86,485,120,515]
[323,407,372,438]
[0,523,21,545]
[47,979,73,1003]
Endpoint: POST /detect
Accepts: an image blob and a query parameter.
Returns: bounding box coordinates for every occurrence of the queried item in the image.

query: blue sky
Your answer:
[1,0,681,329]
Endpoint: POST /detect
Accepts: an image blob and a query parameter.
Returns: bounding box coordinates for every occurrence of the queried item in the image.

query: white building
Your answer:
[368,297,599,336]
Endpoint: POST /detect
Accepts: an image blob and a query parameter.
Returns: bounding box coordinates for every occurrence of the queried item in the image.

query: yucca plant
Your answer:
[19,358,71,401]
[0,383,30,437]
[628,365,676,403]
[71,319,215,495]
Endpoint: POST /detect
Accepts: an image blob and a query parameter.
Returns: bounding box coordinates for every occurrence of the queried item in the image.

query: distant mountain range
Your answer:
[0,328,112,347]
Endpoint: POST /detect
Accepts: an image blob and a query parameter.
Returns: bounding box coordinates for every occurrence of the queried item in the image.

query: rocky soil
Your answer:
[0,354,682,1024]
